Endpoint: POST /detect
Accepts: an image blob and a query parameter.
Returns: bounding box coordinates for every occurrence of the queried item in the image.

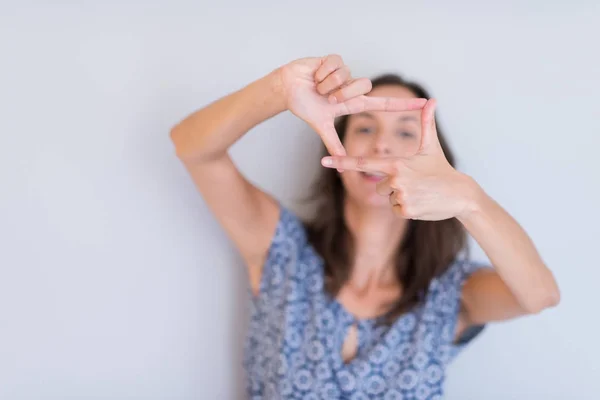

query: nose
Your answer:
[372,132,391,156]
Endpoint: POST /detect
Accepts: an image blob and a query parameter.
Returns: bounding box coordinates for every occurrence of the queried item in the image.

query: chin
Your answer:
[342,173,390,209]
[363,194,391,209]
[344,188,390,209]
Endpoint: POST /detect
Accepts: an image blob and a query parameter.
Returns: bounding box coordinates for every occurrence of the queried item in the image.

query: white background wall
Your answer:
[1,1,599,399]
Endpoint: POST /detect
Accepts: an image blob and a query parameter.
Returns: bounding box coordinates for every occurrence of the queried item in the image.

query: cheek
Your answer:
[340,173,364,200]
[339,171,355,191]
[343,134,371,156]
[391,137,421,158]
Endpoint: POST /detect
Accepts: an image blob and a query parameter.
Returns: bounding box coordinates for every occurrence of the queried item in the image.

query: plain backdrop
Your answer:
[1,1,599,399]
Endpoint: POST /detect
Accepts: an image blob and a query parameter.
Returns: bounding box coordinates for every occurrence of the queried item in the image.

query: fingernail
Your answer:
[328,95,338,104]
[321,157,333,166]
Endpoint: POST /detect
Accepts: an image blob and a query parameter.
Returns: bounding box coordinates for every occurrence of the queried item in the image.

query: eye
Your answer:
[356,126,374,134]
[397,131,415,138]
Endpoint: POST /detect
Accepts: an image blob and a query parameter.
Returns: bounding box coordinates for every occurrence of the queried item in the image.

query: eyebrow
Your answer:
[354,112,418,123]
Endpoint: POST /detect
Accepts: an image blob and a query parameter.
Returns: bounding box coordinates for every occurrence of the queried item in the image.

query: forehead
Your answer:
[368,84,417,99]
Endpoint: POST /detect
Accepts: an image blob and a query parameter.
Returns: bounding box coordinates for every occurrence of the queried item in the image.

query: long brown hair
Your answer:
[303,74,467,323]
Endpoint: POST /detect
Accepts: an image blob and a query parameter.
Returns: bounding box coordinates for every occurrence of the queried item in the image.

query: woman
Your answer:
[170,54,560,399]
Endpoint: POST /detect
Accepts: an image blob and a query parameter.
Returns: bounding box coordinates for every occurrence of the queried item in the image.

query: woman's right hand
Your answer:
[276,54,428,156]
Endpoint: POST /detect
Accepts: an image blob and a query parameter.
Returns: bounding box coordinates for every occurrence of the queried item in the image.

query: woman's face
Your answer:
[340,84,422,208]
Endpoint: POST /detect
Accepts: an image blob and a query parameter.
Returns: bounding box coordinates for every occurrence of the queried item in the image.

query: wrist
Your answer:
[264,68,288,113]
[456,174,488,222]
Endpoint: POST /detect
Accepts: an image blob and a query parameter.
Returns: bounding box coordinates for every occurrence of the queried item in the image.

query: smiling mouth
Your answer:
[360,172,385,182]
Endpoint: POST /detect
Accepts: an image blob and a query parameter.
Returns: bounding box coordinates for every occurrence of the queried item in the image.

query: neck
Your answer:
[344,199,408,288]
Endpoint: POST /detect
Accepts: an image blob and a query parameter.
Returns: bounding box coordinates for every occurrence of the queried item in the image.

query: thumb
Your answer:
[418,99,442,155]
[317,120,346,156]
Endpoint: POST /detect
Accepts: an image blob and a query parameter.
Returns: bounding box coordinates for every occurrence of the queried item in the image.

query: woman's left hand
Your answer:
[321,99,482,221]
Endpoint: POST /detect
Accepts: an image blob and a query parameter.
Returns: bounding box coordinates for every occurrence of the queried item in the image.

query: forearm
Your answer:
[170,69,287,162]
[458,180,560,313]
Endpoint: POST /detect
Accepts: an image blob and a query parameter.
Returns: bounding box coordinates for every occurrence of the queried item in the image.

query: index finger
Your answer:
[320,156,398,174]
[334,96,427,116]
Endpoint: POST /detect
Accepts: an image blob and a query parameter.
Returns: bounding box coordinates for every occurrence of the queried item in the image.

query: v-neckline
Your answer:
[329,294,421,369]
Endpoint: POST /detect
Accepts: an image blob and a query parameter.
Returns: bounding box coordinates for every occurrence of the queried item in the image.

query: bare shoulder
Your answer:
[181,154,281,293]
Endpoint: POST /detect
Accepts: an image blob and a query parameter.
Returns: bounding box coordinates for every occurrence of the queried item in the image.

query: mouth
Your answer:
[360,171,385,182]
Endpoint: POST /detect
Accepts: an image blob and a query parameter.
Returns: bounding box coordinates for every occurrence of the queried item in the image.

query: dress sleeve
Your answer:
[433,259,490,359]
[255,202,311,305]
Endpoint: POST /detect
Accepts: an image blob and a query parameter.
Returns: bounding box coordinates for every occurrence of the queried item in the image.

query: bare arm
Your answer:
[171,71,287,164]
[318,99,560,338]
[455,183,561,335]
[169,55,418,294]
[170,70,285,285]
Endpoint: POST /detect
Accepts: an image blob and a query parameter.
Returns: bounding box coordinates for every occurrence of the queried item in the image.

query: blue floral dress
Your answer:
[243,205,487,399]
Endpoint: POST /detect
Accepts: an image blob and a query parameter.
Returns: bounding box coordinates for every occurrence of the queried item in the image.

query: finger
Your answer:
[314,54,344,83]
[321,155,398,174]
[392,204,410,219]
[375,177,394,196]
[316,65,351,96]
[327,78,372,104]
[418,98,442,154]
[316,121,346,157]
[333,96,427,117]
[389,191,399,207]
